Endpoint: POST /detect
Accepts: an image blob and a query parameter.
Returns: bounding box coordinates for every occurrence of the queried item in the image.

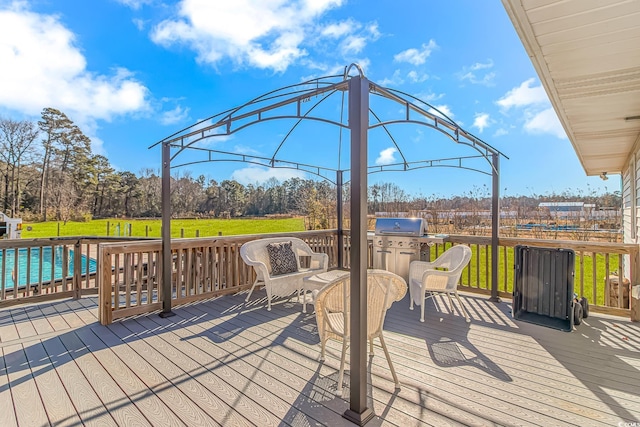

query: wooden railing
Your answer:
[427,235,638,317]
[0,237,150,308]
[98,230,339,324]
[1,231,635,322]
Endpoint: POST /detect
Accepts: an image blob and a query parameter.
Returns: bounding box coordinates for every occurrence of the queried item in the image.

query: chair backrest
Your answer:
[436,245,472,273]
[315,270,407,340]
[240,236,312,276]
[366,270,407,337]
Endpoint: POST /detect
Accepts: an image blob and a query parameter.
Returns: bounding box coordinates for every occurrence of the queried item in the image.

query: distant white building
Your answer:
[538,202,592,219]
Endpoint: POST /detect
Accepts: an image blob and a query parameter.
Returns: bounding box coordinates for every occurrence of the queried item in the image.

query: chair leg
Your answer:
[410,294,414,310]
[454,292,470,322]
[266,288,272,311]
[369,338,374,356]
[420,295,426,322]
[320,339,326,362]
[379,333,400,389]
[337,338,348,393]
[245,279,260,302]
[447,293,454,311]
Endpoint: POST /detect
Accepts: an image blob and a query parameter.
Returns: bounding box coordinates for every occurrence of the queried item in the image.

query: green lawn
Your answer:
[428,245,619,306]
[21,219,619,306]
[22,218,306,239]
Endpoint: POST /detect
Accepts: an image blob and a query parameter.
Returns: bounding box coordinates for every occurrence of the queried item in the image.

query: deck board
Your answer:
[3,343,51,426]
[39,335,118,426]
[0,346,18,427]
[22,340,83,427]
[56,331,152,426]
[383,302,637,420]
[73,326,186,427]
[0,291,639,427]
[231,296,549,426]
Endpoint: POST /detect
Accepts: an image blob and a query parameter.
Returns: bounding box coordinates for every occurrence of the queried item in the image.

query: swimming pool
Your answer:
[0,246,97,290]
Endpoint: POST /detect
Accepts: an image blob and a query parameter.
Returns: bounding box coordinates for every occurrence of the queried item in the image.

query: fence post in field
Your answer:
[73,240,82,299]
[145,225,149,237]
[181,229,184,238]
[107,221,110,236]
[196,230,200,237]
[57,222,60,236]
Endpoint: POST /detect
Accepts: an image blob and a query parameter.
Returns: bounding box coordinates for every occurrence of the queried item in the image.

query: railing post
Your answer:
[98,243,113,325]
[490,153,500,302]
[344,73,374,426]
[337,170,344,269]
[160,140,175,318]
[73,240,82,299]
[631,247,640,321]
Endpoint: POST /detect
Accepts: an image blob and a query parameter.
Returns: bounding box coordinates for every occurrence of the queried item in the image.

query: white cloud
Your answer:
[0,3,150,154]
[524,108,566,139]
[132,18,146,31]
[151,0,346,72]
[321,20,354,38]
[232,165,306,184]
[428,105,454,121]
[473,113,490,133]
[160,105,190,125]
[184,118,233,145]
[497,78,548,109]
[376,147,397,165]
[470,60,493,71]
[497,79,566,139]
[407,70,428,83]
[341,35,366,54]
[493,128,508,137]
[116,0,154,9]
[458,60,495,86]
[233,145,261,156]
[393,40,437,65]
[415,91,444,103]
[379,69,404,86]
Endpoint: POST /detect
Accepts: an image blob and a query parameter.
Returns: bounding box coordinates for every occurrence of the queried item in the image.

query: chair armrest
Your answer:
[420,269,460,292]
[409,260,438,282]
[244,259,270,281]
[309,252,329,270]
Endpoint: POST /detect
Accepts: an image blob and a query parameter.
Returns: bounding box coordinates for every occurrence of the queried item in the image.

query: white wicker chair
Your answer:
[408,244,472,322]
[314,269,407,393]
[240,237,328,310]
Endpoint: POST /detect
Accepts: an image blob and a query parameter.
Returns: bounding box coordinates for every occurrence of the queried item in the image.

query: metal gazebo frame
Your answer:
[151,64,506,425]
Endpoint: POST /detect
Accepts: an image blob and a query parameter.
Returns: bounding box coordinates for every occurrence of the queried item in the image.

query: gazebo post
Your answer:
[490,152,501,302]
[337,170,344,269]
[160,141,175,318]
[343,75,374,425]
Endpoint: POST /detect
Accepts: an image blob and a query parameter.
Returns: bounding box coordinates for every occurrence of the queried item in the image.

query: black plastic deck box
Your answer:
[513,245,576,332]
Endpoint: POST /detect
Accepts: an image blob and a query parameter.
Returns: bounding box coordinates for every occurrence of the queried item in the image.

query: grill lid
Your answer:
[374,218,425,236]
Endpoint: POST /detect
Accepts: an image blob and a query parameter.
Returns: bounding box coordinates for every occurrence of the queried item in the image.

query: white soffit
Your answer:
[502,0,640,176]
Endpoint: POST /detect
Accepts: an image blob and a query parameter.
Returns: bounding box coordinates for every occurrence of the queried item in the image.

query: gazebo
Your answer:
[152,64,506,424]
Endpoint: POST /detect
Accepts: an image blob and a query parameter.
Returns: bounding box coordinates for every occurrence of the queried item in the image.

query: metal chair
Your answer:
[314,269,407,393]
[408,245,472,322]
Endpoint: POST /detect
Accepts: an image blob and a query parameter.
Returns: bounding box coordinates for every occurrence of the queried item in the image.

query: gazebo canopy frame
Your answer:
[151,64,506,425]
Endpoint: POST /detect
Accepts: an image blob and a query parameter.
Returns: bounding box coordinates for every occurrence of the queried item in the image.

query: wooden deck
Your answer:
[1,289,639,427]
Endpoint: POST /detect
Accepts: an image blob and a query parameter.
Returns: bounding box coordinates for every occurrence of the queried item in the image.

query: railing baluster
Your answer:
[592,252,597,306]
[579,251,584,298]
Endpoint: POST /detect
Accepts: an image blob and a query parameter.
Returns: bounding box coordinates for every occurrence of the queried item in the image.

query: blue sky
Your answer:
[0,0,618,198]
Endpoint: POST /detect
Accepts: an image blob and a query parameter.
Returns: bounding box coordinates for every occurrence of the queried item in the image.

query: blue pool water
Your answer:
[0,247,97,290]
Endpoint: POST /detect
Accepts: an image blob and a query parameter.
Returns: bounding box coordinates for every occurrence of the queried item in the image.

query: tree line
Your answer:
[0,108,622,227]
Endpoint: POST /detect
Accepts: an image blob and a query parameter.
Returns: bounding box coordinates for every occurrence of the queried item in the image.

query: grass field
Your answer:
[20,218,620,307]
[22,218,306,239]
[428,245,620,306]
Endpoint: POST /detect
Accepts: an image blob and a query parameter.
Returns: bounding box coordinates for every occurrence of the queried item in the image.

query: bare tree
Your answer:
[0,118,39,216]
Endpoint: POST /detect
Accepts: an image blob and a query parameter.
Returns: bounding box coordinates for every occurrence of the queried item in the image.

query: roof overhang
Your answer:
[502,0,640,176]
